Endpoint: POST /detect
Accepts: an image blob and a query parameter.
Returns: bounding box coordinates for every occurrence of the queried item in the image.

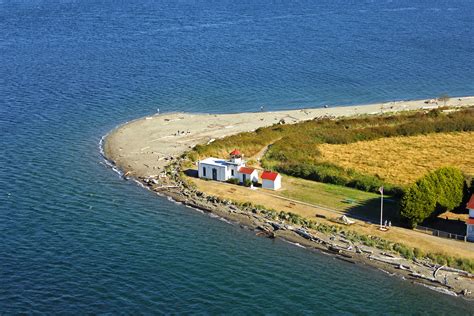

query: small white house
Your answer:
[466,194,474,241]
[197,149,257,184]
[238,166,259,184]
[261,171,282,190]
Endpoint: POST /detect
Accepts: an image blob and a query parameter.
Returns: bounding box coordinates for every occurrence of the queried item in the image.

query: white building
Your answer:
[466,194,474,241]
[197,149,258,184]
[261,171,282,190]
[238,166,259,183]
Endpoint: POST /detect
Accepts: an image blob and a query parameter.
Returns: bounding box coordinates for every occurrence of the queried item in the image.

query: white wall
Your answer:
[469,209,474,218]
[198,163,227,181]
[274,175,281,190]
[468,224,474,241]
[227,165,239,180]
[238,170,258,183]
[250,171,259,183]
[262,174,281,190]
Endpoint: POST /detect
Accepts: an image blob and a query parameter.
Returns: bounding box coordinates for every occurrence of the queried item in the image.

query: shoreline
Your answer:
[102,96,474,299]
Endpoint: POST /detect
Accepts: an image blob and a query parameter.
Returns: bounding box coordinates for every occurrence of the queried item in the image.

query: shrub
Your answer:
[413,248,424,259]
[226,178,239,185]
[243,179,252,187]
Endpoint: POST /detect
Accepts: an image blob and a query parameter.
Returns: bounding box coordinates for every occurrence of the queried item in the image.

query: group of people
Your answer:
[175,130,190,136]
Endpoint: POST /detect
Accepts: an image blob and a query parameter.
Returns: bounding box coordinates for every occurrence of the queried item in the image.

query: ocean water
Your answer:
[1,0,474,314]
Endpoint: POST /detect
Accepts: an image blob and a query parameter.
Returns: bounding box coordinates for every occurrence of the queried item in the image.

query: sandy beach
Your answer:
[103,96,474,298]
[104,96,474,179]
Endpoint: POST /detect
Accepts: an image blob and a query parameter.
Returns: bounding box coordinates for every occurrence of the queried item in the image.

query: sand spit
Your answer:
[103,96,474,298]
[104,97,474,179]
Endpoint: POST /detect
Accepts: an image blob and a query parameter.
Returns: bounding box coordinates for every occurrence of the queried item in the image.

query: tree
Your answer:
[438,94,450,107]
[400,167,464,228]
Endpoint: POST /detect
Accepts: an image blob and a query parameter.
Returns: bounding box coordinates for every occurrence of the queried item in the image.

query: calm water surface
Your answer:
[1,0,474,314]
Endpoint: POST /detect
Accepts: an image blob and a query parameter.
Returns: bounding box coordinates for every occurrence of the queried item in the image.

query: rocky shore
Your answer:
[109,155,473,299]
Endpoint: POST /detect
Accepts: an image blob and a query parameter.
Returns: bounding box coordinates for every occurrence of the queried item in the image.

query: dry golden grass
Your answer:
[318,132,474,185]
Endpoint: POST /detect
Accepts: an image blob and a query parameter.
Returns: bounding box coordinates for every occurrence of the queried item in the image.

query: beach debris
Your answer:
[335,256,355,264]
[337,215,355,225]
[268,221,283,231]
[398,264,410,271]
[356,246,373,254]
[294,228,314,240]
[410,272,438,283]
[434,265,445,278]
[369,255,403,266]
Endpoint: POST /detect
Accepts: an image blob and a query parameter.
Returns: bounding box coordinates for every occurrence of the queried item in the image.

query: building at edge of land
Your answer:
[466,194,474,241]
[261,171,282,190]
[198,149,258,183]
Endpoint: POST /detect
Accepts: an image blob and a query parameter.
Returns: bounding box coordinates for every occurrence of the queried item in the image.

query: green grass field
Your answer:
[275,175,400,222]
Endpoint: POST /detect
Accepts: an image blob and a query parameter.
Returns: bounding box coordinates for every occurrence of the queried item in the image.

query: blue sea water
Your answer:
[1,0,474,314]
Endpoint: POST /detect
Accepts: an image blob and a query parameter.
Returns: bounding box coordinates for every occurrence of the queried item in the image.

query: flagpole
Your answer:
[380,188,384,229]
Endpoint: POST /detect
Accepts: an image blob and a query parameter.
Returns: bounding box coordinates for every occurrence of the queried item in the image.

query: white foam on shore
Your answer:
[282,239,306,249]
[99,133,125,178]
[416,283,458,297]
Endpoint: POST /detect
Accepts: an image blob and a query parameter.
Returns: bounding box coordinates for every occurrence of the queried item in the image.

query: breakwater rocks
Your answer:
[135,158,474,299]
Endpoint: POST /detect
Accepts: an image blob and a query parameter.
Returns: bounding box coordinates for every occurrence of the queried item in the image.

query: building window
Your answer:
[231,169,234,176]
[203,167,206,177]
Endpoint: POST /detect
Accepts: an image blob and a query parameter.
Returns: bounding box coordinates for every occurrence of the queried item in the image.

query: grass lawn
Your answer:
[275,175,400,223]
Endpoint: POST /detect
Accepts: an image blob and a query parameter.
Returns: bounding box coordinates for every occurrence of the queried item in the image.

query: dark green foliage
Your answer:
[243,179,252,187]
[400,167,465,227]
[393,243,415,260]
[226,178,239,185]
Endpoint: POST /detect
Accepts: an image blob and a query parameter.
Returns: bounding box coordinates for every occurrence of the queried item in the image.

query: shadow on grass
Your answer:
[345,197,466,235]
[344,197,401,225]
[421,217,466,236]
[184,169,198,178]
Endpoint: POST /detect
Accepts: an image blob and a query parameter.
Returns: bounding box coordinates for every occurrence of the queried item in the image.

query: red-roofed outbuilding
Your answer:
[261,171,281,190]
[237,166,258,184]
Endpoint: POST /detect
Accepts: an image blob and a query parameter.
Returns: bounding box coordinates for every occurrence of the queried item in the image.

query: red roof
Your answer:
[230,149,241,156]
[239,167,255,175]
[261,171,279,181]
[466,218,474,225]
[467,194,474,210]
